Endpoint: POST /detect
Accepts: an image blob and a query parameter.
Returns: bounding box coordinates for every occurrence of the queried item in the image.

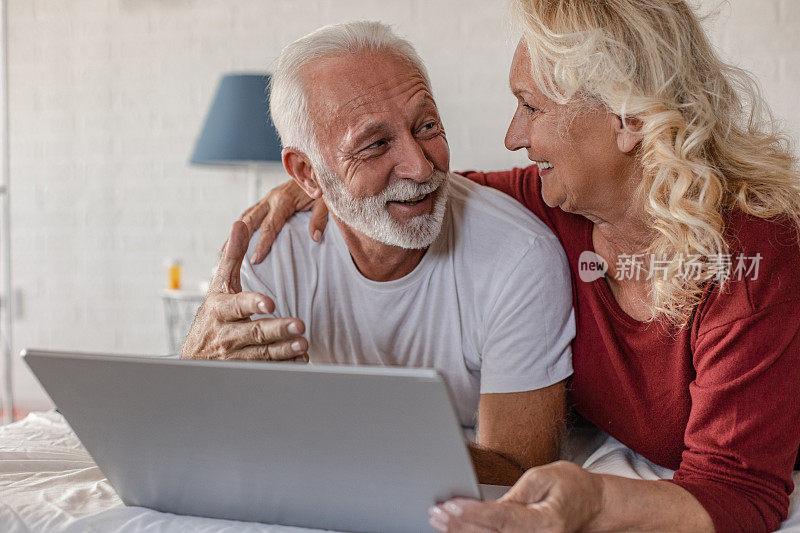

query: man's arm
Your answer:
[469,380,566,486]
[468,214,574,485]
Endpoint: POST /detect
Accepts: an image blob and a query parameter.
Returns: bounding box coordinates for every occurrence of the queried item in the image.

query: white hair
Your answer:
[268,21,431,165]
[316,166,450,249]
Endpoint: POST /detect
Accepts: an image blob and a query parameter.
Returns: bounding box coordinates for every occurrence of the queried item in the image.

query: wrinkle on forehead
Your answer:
[302,51,435,158]
[509,41,531,93]
[339,71,430,115]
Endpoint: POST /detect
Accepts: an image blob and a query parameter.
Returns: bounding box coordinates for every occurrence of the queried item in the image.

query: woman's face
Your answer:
[504,40,642,224]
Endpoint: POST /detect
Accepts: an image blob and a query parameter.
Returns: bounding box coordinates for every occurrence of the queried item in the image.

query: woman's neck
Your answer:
[590,201,655,286]
[593,218,653,257]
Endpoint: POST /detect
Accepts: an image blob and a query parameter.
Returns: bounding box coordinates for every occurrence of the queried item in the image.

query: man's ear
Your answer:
[282,148,323,199]
[613,114,644,154]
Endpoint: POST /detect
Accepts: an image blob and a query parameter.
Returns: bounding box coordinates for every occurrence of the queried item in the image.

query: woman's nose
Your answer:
[505,110,529,152]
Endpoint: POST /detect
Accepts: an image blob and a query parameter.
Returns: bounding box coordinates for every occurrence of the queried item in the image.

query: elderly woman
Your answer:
[238,0,800,530]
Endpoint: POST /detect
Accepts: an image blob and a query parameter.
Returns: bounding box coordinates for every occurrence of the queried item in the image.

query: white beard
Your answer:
[315,166,449,250]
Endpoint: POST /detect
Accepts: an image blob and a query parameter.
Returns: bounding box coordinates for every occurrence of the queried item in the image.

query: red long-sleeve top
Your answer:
[463,165,800,532]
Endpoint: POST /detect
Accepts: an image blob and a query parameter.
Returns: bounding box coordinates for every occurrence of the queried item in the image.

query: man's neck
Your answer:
[332,214,427,282]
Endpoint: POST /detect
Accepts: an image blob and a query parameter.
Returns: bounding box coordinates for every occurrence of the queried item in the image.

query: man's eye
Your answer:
[365,140,387,150]
[420,122,436,131]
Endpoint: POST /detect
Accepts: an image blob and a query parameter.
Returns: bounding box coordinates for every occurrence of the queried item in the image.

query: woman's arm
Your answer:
[435,257,800,532]
[591,474,714,532]
[239,179,328,264]
[457,167,530,203]
[434,299,800,533]
[430,462,713,532]
[665,300,800,531]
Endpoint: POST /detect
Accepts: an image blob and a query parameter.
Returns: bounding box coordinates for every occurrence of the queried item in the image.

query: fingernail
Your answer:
[429,506,449,522]
[252,253,263,263]
[288,322,301,335]
[429,517,448,532]
[257,301,268,314]
[313,230,322,242]
[444,502,462,516]
[291,340,303,353]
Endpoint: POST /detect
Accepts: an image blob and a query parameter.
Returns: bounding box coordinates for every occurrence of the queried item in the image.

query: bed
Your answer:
[2,411,799,532]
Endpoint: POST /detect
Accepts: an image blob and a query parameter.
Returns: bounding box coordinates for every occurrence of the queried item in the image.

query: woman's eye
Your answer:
[522,103,538,115]
[421,122,435,131]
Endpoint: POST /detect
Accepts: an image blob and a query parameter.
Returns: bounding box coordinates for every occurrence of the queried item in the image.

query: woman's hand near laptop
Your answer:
[241,179,327,264]
[430,461,604,532]
[431,459,714,532]
[180,220,309,362]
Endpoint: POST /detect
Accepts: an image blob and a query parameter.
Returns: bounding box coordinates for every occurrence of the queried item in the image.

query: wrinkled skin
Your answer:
[181,220,309,362]
[428,461,603,533]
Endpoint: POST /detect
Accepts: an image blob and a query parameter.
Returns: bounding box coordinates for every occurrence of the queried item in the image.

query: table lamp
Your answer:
[190,73,283,202]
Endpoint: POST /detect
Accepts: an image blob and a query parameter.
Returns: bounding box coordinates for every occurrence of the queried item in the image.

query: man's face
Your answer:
[303,51,451,249]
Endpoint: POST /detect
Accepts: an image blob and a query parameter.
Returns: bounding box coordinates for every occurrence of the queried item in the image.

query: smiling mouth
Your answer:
[535,160,553,170]
[388,192,430,206]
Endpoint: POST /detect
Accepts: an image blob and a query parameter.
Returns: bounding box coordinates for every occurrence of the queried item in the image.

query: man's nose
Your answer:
[394,134,434,182]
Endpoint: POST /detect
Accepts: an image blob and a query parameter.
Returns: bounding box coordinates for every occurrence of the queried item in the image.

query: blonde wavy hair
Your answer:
[511,0,800,326]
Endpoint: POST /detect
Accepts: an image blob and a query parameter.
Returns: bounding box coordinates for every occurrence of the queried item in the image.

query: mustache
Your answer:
[378,171,449,203]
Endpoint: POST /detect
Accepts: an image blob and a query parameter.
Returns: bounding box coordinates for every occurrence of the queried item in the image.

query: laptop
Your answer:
[23,349,506,533]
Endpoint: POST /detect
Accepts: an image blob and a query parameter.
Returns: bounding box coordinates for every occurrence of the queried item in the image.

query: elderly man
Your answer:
[182,21,574,486]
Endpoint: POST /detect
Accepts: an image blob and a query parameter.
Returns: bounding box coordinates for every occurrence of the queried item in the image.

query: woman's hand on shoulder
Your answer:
[429,461,603,533]
[239,179,329,264]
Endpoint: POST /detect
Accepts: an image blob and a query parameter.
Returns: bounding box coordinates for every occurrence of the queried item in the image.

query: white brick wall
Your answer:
[5,0,799,412]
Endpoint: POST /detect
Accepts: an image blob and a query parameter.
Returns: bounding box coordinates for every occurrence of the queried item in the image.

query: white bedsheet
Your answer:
[1,411,799,532]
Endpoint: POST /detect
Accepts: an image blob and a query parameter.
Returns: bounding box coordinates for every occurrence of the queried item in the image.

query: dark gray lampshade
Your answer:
[190,73,283,166]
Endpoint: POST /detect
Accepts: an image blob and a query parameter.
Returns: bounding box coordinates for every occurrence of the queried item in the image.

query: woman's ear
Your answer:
[613,115,644,154]
[282,148,323,199]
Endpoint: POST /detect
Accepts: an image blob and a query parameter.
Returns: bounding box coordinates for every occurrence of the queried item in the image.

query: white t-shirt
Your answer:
[241,174,575,426]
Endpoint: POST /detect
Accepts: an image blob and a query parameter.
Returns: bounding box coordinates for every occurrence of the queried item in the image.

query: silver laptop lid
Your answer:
[23,349,480,533]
